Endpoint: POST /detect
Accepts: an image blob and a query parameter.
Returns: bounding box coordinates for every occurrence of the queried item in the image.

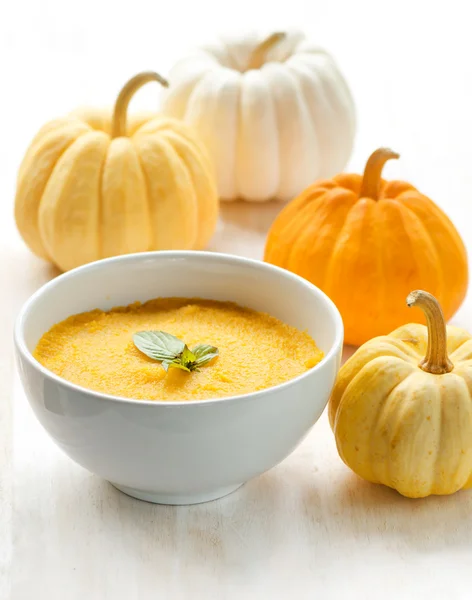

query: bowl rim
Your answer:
[14,251,344,408]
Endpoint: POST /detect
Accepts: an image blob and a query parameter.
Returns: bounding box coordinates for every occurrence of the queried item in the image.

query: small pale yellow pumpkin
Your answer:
[15,72,219,272]
[329,290,472,498]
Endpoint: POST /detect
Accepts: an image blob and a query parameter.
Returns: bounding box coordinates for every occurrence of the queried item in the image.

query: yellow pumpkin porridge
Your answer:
[34,298,323,401]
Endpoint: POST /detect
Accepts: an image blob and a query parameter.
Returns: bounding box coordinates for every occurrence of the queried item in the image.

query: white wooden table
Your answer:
[2,1,472,598]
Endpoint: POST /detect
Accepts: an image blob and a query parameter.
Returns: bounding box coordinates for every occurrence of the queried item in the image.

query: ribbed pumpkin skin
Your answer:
[329,322,472,498]
[15,110,218,272]
[264,173,468,346]
[161,30,355,202]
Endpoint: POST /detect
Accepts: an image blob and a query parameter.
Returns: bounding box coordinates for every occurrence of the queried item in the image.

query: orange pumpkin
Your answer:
[264,148,468,346]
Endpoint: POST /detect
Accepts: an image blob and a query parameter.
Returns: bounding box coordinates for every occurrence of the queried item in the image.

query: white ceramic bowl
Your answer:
[15,251,343,505]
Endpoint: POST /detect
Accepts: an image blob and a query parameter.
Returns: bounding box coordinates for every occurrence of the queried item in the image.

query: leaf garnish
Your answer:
[192,344,220,367]
[133,331,218,373]
[133,331,185,361]
[181,345,197,366]
[161,360,191,373]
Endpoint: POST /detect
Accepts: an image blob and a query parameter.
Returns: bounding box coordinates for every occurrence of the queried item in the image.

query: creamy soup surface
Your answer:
[34,298,324,401]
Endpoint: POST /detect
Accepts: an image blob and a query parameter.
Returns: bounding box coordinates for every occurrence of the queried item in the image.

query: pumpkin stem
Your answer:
[111,72,169,138]
[406,290,453,374]
[247,32,286,70]
[359,148,400,200]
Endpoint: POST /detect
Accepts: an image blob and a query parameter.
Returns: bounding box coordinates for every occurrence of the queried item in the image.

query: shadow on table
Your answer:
[39,455,472,583]
[299,466,472,553]
[98,470,287,574]
[97,462,472,568]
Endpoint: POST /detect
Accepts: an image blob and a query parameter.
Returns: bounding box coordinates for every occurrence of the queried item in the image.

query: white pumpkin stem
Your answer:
[359,148,399,200]
[112,72,169,138]
[406,290,453,374]
[247,32,286,70]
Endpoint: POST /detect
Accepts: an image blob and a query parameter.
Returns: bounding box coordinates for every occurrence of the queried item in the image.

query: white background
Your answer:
[2,1,472,598]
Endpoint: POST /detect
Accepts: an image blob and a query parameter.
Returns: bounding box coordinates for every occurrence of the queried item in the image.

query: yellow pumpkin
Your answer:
[329,290,472,498]
[15,72,219,272]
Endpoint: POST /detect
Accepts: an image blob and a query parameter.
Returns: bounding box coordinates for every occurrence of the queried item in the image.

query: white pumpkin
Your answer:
[161,30,356,202]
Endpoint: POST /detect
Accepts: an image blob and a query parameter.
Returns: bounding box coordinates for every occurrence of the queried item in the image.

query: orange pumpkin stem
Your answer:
[247,32,286,70]
[406,290,453,374]
[359,148,400,200]
[112,72,169,139]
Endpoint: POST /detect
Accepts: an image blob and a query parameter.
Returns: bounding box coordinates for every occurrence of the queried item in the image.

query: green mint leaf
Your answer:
[161,359,191,373]
[192,344,219,367]
[161,360,172,372]
[167,361,191,373]
[133,331,218,374]
[181,345,196,368]
[133,331,185,361]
